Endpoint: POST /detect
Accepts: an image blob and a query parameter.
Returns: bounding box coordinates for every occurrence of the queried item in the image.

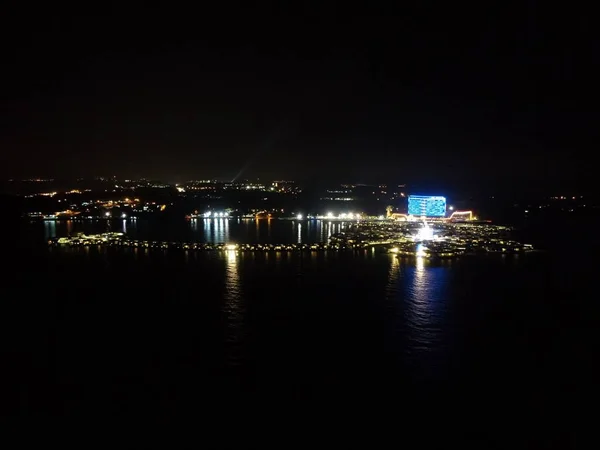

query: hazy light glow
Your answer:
[296,214,303,220]
[413,221,441,242]
[415,224,434,241]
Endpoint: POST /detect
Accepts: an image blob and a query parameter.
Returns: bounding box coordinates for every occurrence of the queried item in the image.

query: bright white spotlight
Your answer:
[414,222,435,241]
[121,213,127,219]
[296,214,303,220]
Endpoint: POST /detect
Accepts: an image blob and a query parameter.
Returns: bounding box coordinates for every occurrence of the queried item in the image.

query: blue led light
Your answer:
[408,195,447,217]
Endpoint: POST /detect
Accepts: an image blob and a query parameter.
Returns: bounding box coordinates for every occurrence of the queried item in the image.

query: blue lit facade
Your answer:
[408,195,447,217]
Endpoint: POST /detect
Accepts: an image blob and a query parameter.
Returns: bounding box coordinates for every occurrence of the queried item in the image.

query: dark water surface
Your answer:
[40,217,346,244]
[2,219,597,439]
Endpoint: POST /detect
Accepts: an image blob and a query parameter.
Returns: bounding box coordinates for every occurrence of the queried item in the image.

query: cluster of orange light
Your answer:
[448,210,473,221]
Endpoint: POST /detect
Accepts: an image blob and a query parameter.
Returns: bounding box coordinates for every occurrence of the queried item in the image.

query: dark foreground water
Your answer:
[2,219,598,442]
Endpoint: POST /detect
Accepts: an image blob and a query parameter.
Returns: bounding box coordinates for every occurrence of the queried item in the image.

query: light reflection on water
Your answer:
[44,220,56,239]
[386,253,401,297]
[224,250,245,366]
[199,218,230,242]
[400,256,450,366]
[34,225,552,394]
[41,218,351,244]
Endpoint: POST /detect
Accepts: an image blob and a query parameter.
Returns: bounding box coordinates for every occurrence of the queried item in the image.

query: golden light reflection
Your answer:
[225,250,240,305]
[413,256,428,305]
[385,253,401,297]
[416,255,425,275]
[224,250,244,359]
[274,250,283,265]
[403,254,448,353]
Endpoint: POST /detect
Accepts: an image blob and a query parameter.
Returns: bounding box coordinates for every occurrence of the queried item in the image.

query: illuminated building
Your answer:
[408,195,447,217]
[448,210,474,221]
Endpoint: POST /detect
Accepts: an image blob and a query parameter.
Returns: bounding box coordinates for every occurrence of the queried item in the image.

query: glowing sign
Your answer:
[408,195,447,217]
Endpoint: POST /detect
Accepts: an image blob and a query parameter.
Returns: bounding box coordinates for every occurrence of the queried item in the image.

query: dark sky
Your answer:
[1,2,596,190]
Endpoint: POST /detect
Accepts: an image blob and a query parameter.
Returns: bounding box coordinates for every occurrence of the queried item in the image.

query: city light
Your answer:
[226,244,237,250]
[121,213,127,219]
[327,212,334,219]
[415,223,434,241]
[449,210,473,221]
[296,214,303,220]
[105,212,111,217]
[408,195,447,217]
[413,221,438,241]
[201,211,230,218]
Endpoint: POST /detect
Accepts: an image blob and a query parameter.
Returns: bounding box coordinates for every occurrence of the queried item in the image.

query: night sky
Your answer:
[2,3,596,191]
